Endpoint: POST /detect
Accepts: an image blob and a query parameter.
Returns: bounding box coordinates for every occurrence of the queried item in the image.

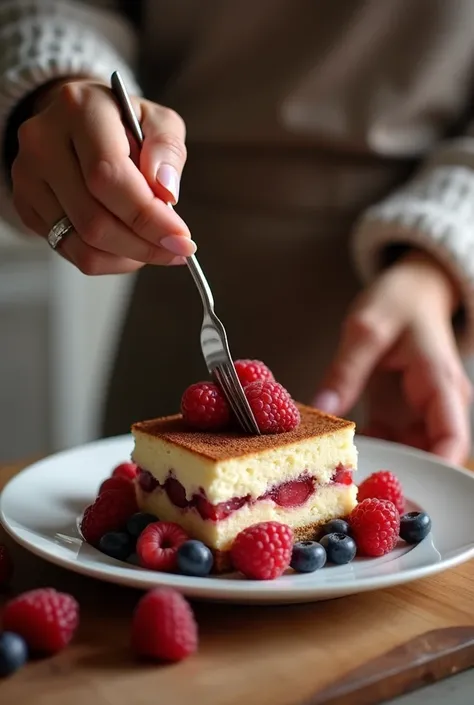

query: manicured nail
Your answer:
[156,164,180,203]
[160,235,196,256]
[312,391,340,414]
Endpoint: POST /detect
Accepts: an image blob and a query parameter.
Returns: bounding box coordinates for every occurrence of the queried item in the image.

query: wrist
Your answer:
[31,76,106,114]
[391,248,461,317]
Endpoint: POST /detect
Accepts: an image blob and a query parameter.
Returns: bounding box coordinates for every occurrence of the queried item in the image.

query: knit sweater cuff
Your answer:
[0,0,140,228]
[351,158,474,351]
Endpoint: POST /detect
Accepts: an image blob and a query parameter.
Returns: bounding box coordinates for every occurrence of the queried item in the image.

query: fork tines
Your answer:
[212,364,260,435]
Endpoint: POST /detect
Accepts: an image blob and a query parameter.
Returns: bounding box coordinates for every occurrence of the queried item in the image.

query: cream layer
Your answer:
[136,482,358,551]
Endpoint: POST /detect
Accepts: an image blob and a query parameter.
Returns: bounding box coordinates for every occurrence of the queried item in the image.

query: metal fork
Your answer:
[111,71,260,434]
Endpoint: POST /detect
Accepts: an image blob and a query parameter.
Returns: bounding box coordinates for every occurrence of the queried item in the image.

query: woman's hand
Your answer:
[11,78,196,274]
[314,251,472,464]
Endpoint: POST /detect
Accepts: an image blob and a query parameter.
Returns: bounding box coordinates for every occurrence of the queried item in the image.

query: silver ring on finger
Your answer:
[47,216,74,250]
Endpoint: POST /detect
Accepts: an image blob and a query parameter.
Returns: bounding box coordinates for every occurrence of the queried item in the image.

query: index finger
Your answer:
[70,87,194,250]
[315,311,397,415]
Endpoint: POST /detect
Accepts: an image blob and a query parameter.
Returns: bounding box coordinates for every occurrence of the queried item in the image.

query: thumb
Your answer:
[313,310,398,416]
[138,99,187,205]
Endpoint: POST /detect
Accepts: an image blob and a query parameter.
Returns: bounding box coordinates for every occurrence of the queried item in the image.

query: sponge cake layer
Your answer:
[132,404,354,461]
[132,405,357,504]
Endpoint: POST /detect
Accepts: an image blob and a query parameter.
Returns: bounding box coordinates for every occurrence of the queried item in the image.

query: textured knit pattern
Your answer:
[352,138,474,349]
[0,0,139,227]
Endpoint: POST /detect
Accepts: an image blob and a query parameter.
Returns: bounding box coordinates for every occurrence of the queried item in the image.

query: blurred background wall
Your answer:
[0,222,134,462]
[2,222,474,462]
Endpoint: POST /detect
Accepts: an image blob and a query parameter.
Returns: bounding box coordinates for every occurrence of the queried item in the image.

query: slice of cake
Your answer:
[132,404,358,571]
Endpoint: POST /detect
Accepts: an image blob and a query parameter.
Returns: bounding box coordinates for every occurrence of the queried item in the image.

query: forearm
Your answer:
[351,136,474,351]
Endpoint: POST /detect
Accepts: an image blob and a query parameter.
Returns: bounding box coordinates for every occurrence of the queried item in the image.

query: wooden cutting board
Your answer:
[1,461,474,705]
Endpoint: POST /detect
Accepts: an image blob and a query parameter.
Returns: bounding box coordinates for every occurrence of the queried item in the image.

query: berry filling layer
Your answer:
[137,465,354,522]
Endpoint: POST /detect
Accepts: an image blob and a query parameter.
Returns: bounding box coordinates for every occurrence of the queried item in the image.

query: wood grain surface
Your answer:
[1,460,474,705]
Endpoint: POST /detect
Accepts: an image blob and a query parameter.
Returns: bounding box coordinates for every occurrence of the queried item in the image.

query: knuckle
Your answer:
[156,131,187,163]
[435,358,472,400]
[11,155,33,188]
[78,212,108,247]
[142,243,159,265]
[17,118,41,153]
[56,81,85,111]
[130,204,152,235]
[344,312,385,348]
[167,108,186,136]
[10,156,24,184]
[440,360,462,385]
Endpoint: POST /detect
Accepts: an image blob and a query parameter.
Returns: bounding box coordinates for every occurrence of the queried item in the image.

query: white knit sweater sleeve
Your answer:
[0,0,140,227]
[351,137,474,350]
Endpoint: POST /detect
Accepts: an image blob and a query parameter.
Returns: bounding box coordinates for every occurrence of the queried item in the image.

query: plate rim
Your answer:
[1,435,474,603]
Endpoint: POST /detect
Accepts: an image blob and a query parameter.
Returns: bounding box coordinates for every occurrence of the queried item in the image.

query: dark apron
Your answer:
[101,146,414,436]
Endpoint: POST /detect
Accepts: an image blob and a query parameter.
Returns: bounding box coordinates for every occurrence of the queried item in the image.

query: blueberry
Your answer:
[321,519,351,537]
[126,552,141,566]
[319,532,356,565]
[99,531,134,561]
[0,632,28,677]
[126,512,159,538]
[176,540,214,577]
[291,541,327,573]
[400,512,432,544]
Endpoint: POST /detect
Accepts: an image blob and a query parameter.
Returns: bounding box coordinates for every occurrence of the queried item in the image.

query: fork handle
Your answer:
[111,71,215,313]
[111,71,144,145]
[185,255,215,311]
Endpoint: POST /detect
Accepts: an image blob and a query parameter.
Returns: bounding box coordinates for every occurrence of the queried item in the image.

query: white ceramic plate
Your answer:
[1,435,474,604]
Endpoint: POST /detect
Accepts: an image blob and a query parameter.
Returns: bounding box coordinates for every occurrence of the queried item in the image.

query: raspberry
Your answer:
[194,494,248,521]
[181,382,231,430]
[357,471,405,514]
[137,522,189,571]
[99,475,137,498]
[269,477,314,507]
[234,359,274,386]
[2,588,79,654]
[81,490,137,547]
[349,498,400,557]
[0,544,13,588]
[231,521,293,580]
[112,462,138,481]
[244,381,300,434]
[132,588,198,661]
[332,465,353,485]
[164,477,189,508]
[138,469,159,493]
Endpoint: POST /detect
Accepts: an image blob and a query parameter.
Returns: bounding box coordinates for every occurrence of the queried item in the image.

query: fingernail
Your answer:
[156,164,180,204]
[312,390,340,414]
[160,235,196,256]
[169,256,187,266]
